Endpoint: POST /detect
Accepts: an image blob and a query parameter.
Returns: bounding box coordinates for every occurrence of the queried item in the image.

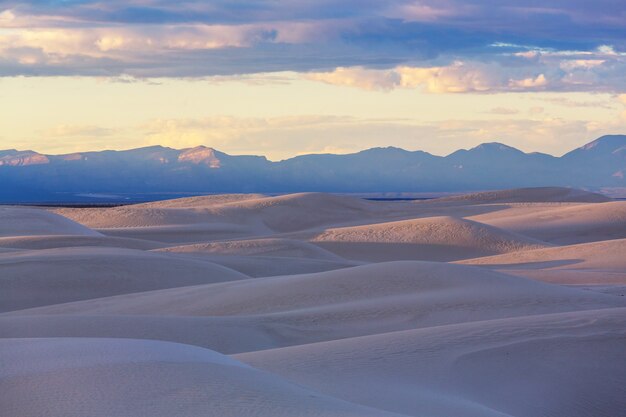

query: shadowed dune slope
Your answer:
[238,308,626,417]
[458,238,626,285]
[156,254,358,278]
[309,216,548,261]
[459,238,626,271]
[0,338,401,417]
[469,201,626,244]
[157,238,346,260]
[0,235,162,250]
[12,262,624,323]
[0,315,285,354]
[0,247,246,312]
[430,187,610,204]
[0,207,101,238]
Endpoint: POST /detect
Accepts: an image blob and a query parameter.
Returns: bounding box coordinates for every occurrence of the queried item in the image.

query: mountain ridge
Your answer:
[1,135,624,202]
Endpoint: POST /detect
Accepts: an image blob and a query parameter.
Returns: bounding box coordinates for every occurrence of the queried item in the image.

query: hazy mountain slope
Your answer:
[1,135,624,202]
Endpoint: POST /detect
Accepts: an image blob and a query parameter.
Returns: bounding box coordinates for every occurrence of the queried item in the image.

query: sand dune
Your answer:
[54,193,412,234]
[97,223,263,244]
[155,237,356,276]
[238,307,626,417]
[133,193,268,208]
[3,266,624,354]
[460,238,626,271]
[459,238,626,285]
[0,338,400,417]
[0,207,100,237]
[158,237,345,260]
[0,315,283,354]
[431,186,610,204]
[54,206,228,228]
[0,234,162,250]
[310,216,547,261]
[0,247,246,312]
[4,188,626,417]
[12,262,623,346]
[162,254,358,277]
[470,201,626,244]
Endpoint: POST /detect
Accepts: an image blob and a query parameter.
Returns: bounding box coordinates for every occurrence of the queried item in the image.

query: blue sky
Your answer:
[0,0,625,158]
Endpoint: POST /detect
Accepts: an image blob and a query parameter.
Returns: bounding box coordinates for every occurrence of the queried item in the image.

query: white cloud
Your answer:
[509,74,547,89]
[305,67,399,90]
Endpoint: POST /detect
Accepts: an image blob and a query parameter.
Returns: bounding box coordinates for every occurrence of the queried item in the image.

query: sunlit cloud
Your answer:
[0,0,624,90]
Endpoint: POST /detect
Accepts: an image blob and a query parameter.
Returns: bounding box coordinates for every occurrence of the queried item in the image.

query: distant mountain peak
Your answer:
[178,146,222,167]
[357,146,411,155]
[563,135,626,160]
[472,142,521,152]
[579,135,626,151]
[0,150,49,167]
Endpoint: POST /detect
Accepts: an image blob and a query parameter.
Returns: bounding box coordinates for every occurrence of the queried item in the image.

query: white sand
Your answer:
[0,234,163,250]
[0,246,246,312]
[431,186,611,204]
[238,308,626,417]
[0,338,400,417]
[2,187,625,417]
[469,201,626,244]
[309,216,547,261]
[0,207,101,237]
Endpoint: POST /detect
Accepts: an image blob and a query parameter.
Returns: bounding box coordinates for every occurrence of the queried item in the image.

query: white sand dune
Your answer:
[97,223,263,244]
[155,238,356,276]
[158,237,345,260]
[238,307,626,417]
[3,264,624,353]
[310,216,548,261]
[53,206,220,228]
[54,193,412,234]
[0,234,162,250]
[0,207,101,237]
[0,247,246,312]
[460,238,626,271]
[4,188,626,417]
[0,315,283,354]
[133,193,268,208]
[459,238,626,285]
[431,186,610,204]
[0,338,400,417]
[165,254,358,277]
[12,263,624,349]
[469,201,626,244]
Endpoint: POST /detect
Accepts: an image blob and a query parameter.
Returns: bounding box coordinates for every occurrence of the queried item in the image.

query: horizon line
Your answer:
[2,134,624,162]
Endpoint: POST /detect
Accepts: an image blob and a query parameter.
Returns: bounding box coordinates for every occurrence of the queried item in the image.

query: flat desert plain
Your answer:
[1,187,625,417]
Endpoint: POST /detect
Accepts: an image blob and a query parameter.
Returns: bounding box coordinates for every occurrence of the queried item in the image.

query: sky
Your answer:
[1,0,625,160]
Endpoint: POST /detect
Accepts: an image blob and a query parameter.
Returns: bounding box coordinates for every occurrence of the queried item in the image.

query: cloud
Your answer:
[305,62,503,93]
[0,0,624,95]
[303,44,626,93]
[397,63,496,93]
[509,74,548,89]
[305,67,399,90]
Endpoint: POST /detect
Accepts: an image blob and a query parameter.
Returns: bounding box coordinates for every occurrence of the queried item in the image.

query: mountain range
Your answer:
[1,135,624,203]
